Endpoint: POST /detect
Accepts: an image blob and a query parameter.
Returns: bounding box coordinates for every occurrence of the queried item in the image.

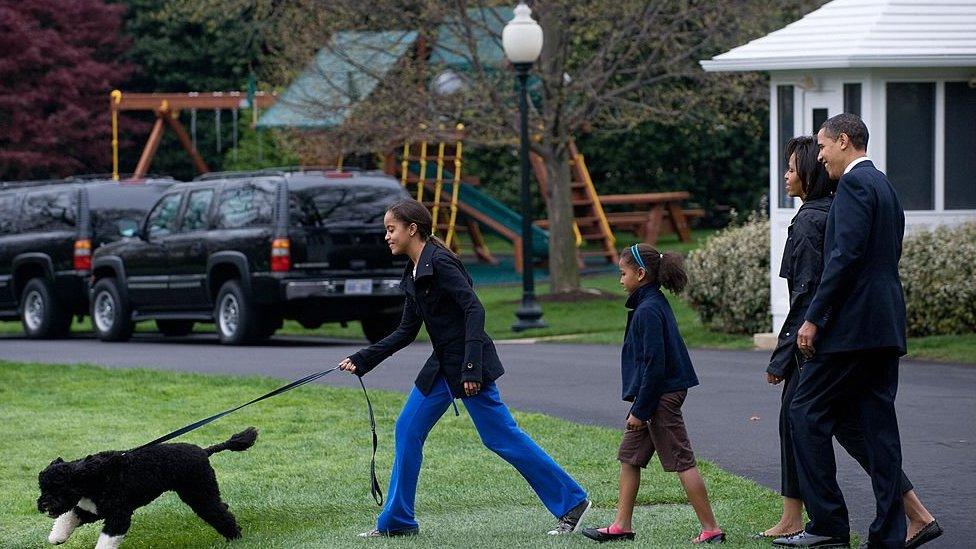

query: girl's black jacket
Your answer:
[768,196,833,377]
[350,242,504,397]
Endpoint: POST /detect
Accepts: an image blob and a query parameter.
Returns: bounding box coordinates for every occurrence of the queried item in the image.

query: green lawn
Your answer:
[0,361,787,548]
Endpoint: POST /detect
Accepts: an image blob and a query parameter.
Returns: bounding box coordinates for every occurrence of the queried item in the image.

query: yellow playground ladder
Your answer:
[397,124,493,263]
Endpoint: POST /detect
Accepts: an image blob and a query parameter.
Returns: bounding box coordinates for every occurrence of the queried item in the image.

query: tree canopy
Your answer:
[0,0,132,179]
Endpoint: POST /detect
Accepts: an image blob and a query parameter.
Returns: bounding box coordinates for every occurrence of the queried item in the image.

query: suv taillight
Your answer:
[271,238,291,272]
[74,239,92,271]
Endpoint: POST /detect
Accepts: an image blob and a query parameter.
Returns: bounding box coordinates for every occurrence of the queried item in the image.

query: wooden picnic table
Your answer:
[598,191,695,244]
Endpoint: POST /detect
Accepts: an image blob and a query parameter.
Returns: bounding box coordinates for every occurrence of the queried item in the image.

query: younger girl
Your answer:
[582,244,723,544]
[339,198,591,538]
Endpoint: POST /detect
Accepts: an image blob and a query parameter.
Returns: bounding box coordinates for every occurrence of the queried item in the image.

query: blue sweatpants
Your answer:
[375,377,588,532]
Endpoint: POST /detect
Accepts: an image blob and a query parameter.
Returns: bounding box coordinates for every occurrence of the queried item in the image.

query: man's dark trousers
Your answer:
[790,349,906,547]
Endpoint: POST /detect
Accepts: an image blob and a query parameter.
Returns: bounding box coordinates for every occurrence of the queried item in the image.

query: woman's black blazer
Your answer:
[350,242,504,397]
[768,196,832,377]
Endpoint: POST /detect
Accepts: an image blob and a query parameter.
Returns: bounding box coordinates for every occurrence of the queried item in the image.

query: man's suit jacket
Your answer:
[804,160,907,355]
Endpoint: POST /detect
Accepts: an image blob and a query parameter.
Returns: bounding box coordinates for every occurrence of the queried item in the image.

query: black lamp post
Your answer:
[504,3,546,332]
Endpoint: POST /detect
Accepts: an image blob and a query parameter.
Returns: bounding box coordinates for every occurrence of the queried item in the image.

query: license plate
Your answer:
[344,279,372,295]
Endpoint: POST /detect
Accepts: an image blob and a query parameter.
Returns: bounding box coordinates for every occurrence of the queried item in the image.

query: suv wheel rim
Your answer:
[23,290,44,331]
[93,291,116,333]
[219,294,239,337]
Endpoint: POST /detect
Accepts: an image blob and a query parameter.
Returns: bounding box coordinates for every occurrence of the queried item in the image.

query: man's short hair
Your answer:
[820,113,869,150]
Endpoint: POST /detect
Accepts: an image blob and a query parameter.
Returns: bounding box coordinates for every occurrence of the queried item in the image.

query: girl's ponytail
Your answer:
[621,244,688,294]
[657,251,687,294]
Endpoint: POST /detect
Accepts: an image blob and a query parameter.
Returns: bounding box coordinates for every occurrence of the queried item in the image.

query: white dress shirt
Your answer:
[844,156,871,175]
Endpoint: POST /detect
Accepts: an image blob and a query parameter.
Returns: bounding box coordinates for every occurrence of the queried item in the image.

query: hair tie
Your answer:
[630,244,646,270]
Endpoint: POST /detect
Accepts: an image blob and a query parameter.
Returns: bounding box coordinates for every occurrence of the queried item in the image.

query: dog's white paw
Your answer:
[95,533,124,549]
[48,510,80,544]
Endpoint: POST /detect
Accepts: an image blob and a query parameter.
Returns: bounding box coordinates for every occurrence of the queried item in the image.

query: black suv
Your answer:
[89,169,410,344]
[0,177,177,338]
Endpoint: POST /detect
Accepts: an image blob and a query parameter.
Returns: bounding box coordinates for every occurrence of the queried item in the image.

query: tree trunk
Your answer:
[541,141,580,293]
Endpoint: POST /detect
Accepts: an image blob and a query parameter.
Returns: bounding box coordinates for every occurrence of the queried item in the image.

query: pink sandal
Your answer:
[691,529,725,544]
[582,524,636,542]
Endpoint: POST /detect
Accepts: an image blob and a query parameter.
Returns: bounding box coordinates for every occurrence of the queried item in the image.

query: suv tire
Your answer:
[362,313,401,344]
[20,278,72,339]
[91,278,134,342]
[215,280,257,345]
[253,308,282,341]
[156,319,194,337]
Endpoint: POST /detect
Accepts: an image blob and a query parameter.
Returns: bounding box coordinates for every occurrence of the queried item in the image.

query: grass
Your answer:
[903,332,976,363]
[263,273,752,350]
[0,360,787,548]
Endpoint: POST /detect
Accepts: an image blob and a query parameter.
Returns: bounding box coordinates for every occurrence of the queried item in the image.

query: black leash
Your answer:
[125,366,384,506]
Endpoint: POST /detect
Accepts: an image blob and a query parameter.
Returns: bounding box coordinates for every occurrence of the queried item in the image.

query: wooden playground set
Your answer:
[109,90,701,273]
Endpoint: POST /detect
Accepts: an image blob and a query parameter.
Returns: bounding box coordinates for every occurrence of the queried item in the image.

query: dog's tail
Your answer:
[205,427,258,456]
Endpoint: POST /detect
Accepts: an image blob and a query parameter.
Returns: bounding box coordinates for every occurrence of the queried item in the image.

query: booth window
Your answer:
[777,85,795,208]
[886,83,935,210]
[844,83,862,116]
[945,82,976,210]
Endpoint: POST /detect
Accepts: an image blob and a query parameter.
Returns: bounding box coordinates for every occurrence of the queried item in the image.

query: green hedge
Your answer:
[685,212,770,335]
[902,222,976,337]
[685,217,976,337]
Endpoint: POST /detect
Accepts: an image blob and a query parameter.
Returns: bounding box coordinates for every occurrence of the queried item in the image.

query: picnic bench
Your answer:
[596,191,702,244]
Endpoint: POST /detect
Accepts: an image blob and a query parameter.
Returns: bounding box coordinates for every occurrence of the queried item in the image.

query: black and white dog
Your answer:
[37,427,257,549]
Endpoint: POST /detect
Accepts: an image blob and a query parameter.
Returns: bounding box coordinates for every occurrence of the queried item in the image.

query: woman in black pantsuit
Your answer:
[756,136,939,548]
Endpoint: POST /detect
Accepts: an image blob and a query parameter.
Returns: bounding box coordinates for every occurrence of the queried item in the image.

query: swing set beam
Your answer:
[110,91,278,180]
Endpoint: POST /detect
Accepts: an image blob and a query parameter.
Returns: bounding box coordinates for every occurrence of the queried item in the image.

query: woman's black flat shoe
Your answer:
[582,527,636,542]
[905,520,942,549]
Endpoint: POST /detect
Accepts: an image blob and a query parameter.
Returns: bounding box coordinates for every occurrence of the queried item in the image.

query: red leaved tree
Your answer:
[0,0,134,179]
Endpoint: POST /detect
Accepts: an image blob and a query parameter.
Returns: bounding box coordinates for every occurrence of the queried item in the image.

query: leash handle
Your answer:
[357,376,384,507]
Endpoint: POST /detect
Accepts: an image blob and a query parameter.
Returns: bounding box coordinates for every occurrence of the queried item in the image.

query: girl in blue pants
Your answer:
[339,199,590,538]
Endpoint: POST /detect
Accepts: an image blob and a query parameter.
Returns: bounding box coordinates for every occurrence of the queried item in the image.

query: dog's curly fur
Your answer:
[37,427,257,548]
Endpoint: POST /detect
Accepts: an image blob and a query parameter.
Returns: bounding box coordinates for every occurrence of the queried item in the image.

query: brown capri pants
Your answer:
[617,390,697,472]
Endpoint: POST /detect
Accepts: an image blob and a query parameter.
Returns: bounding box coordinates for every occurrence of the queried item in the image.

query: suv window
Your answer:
[89,184,174,241]
[180,189,214,232]
[289,184,403,227]
[0,193,19,234]
[216,181,276,229]
[21,189,77,232]
[145,193,182,239]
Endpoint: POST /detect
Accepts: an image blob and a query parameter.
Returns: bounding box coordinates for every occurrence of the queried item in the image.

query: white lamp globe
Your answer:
[502,3,543,64]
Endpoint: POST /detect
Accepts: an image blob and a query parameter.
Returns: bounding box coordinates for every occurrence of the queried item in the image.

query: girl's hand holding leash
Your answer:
[338,358,357,374]
[463,381,481,396]
[626,414,646,431]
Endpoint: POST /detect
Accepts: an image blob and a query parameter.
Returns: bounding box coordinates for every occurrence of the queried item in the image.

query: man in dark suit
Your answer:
[774,114,908,549]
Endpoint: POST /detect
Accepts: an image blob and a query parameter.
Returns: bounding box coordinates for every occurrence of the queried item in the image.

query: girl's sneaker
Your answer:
[582,524,636,542]
[547,499,592,534]
[692,529,725,544]
[357,527,419,538]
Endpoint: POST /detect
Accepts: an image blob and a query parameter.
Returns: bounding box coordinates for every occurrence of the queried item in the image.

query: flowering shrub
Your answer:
[901,222,976,337]
[685,212,770,334]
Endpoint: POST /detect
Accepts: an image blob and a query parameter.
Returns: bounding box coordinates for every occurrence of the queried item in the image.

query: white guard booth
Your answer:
[700,0,976,334]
